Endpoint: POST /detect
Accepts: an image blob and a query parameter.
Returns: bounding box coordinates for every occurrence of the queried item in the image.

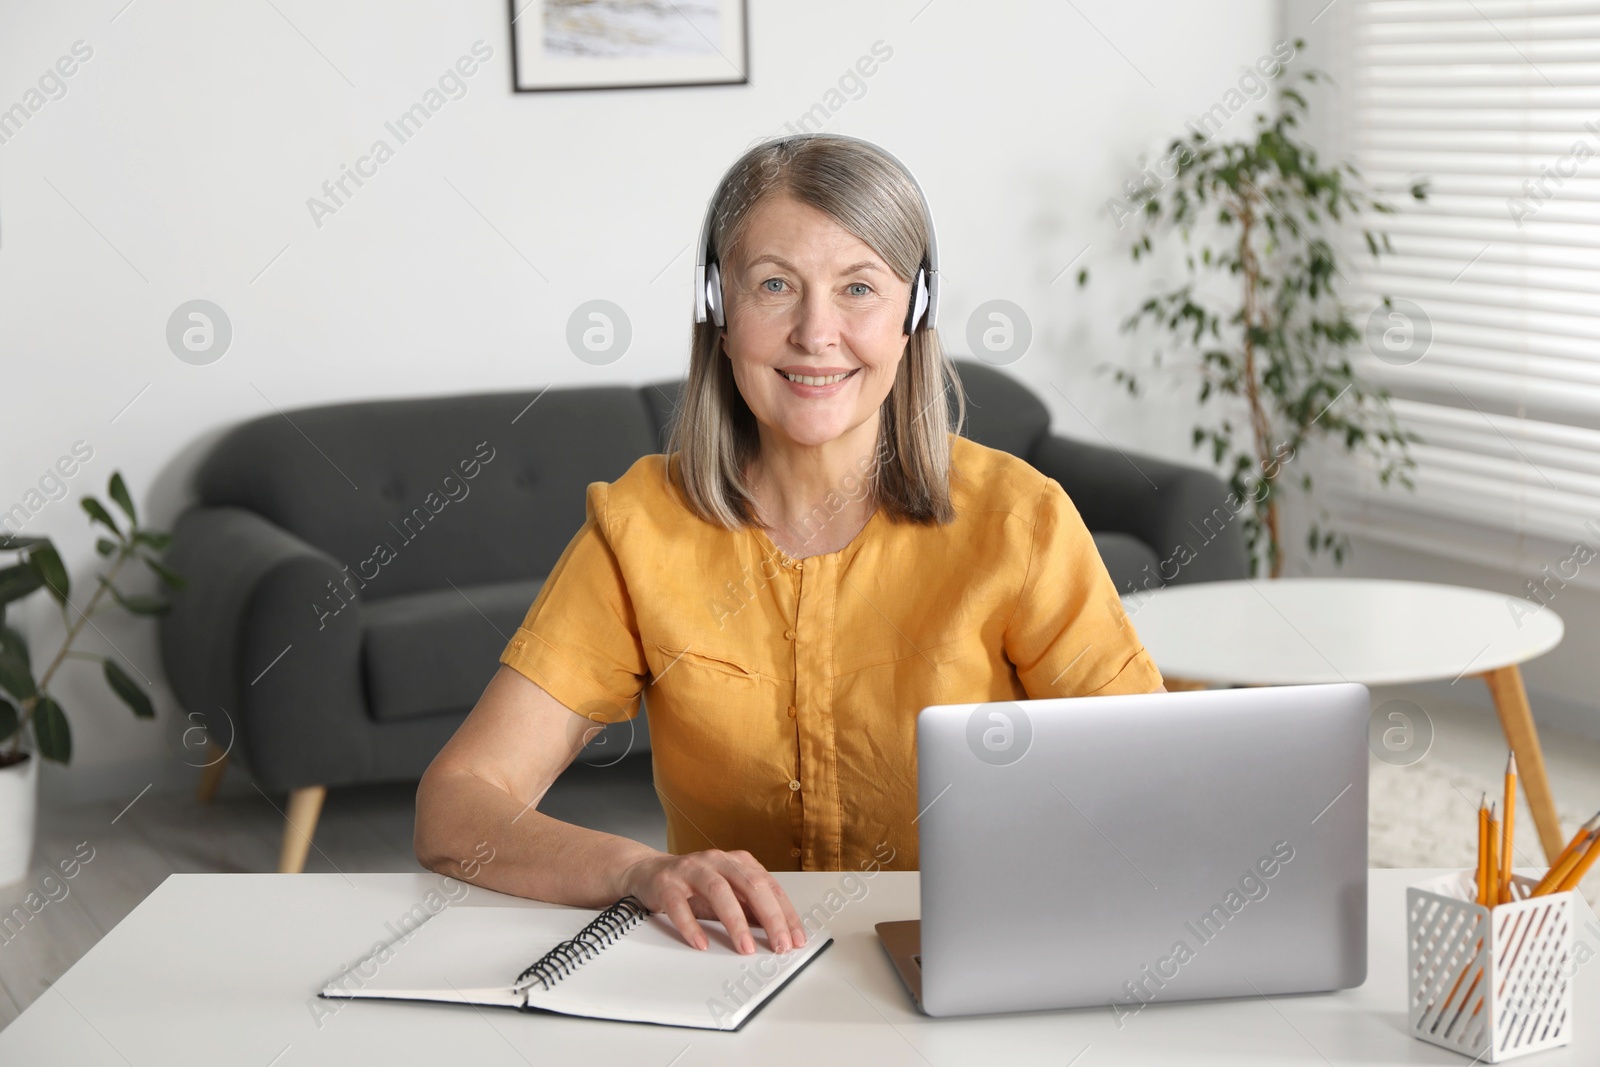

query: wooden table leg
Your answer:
[1479,665,1564,864]
[278,785,327,874]
[194,744,229,804]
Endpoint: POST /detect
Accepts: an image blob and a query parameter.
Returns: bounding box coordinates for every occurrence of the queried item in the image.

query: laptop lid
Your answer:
[914,682,1369,1017]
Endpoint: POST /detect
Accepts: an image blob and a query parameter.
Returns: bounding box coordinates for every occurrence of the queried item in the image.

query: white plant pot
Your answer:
[0,752,39,887]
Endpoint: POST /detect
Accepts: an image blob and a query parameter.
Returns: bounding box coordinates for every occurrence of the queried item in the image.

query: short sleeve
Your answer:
[1005,480,1164,698]
[499,482,649,723]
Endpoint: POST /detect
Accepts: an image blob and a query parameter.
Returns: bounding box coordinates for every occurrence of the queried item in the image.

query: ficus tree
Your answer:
[0,472,184,766]
[1082,51,1427,577]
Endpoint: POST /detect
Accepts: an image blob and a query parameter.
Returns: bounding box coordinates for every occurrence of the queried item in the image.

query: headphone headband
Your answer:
[693,133,940,334]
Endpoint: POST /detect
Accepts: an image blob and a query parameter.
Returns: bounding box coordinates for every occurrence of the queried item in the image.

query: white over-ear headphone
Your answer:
[693,133,940,336]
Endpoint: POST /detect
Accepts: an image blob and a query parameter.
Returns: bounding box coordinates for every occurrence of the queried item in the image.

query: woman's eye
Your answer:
[762,278,786,293]
[847,283,873,297]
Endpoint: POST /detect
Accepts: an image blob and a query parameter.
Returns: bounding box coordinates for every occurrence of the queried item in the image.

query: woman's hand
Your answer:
[620,849,809,955]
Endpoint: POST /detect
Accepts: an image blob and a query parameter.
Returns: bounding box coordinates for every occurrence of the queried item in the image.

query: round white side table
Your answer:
[1124,577,1568,862]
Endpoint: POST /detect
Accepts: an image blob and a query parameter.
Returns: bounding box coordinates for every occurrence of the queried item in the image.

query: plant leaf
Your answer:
[95,538,118,558]
[108,472,137,526]
[103,659,154,719]
[98,579,170,617]
[0,626,34,702]
[142,555,186,591]
[0,627,28,665]
[0,698,17,743]
[132,530,172,550]
[26,544,69,607]
[0,563,44,607]
[33,695,71,763]
[0,535,49,553]
[81,497,121,536]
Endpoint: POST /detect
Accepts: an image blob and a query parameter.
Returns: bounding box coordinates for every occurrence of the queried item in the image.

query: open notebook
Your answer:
[319,896,833,1031]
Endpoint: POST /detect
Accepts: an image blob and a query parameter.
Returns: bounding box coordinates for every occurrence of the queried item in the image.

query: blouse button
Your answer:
[784,629,796,641]
[512,638,525,651]
[788,779,801,791]
[794,562,803,572]
[786,705,797,718]
[790,847,802,858]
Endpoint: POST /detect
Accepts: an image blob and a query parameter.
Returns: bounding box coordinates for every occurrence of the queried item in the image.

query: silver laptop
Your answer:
[876,682,1369,1017]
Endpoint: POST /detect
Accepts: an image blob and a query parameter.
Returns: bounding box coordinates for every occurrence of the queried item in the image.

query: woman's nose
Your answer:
[789,288,843,352]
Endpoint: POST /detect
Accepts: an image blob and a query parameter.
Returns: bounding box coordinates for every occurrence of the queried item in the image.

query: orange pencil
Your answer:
[1486,804,1500,909]
[1441,797,1491,1028]
[1500,752,1517,904]
[1532,810,1600,896]
[1475,794,1490,905]
[1554,830,1600,894]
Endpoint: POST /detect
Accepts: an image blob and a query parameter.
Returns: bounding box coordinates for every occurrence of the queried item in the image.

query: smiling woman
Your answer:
[414,134,1166,963]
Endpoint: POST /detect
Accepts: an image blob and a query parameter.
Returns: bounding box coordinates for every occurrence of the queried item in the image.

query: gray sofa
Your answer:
[158,360,1247,871]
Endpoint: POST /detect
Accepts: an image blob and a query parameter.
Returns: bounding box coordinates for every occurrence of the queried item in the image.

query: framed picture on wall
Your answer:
[508,0,749,92]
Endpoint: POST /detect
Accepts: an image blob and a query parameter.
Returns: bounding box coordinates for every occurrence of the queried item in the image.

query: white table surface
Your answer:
[1124,578,1565,686]
[3,868,1598,1065]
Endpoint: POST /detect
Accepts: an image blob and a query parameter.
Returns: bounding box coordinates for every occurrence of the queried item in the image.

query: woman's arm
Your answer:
[414,665,807,955]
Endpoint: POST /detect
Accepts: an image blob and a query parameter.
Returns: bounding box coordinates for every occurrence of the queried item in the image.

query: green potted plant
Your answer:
[0,473,183,885]
[1082,47,1427,577]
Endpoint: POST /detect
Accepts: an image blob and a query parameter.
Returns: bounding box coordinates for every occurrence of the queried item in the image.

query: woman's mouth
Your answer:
[776,367,859,387]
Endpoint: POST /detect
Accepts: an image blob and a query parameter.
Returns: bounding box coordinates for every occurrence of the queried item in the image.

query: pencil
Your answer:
[1532,810,1600,896]
[1500,752,1516,904]
[1486,803,1500,909]
[1476,794,1490,905]
[1554,829,1600,894]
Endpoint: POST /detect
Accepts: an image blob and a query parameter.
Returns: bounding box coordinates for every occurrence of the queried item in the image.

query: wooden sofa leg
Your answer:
[195,745,229,804]
[278,786,327,874]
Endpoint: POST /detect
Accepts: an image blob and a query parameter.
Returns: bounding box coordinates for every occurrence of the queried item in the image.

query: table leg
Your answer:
[1479,665,1564,864]
[278,785,327,875]
[194,744,229,804]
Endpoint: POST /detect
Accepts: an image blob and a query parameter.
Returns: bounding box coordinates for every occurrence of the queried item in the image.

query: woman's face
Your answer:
[721,192,912,452]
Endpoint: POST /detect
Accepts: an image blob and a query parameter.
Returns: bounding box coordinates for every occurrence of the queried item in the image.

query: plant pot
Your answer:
[0,751,38,887]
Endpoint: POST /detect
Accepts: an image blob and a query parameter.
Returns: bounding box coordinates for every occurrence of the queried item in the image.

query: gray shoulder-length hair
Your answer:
[665,134,968,534]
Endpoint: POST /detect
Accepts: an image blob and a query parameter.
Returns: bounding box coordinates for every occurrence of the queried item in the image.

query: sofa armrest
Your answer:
[1027,434,1250,586]
[159,506,369,791]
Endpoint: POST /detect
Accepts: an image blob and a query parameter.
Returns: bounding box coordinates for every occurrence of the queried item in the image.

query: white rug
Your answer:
[1370,755,1599,910]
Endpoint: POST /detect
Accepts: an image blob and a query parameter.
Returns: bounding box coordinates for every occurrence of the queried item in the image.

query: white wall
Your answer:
[0,0,1280,804]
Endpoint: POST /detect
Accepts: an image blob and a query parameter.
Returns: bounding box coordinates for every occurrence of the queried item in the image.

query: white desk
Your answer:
[3,869,1596,1065]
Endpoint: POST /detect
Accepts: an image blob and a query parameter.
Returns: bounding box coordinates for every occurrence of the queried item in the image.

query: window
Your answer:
[1326,0,1600,573]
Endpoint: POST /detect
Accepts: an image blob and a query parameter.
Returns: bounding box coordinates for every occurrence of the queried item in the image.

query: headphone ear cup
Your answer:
[906,268,929,334]
[706,260,726,328]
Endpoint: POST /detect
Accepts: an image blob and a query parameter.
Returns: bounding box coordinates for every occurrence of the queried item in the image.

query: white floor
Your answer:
[2,682,1598,1031]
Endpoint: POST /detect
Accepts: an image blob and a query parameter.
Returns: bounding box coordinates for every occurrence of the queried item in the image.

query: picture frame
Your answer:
[507,0,749,93]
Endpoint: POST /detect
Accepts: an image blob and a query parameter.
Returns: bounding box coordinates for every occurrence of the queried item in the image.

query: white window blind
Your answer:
[1328,0,1600,567]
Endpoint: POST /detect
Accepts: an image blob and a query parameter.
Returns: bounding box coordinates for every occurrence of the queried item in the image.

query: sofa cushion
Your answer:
[946,361,1052,459]
[197,387,658,599]
[363,578,544,723]
[1091,532,1162,596]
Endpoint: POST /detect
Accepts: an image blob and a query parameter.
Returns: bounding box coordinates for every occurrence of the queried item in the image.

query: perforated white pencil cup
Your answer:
[1406,870,1575,1062]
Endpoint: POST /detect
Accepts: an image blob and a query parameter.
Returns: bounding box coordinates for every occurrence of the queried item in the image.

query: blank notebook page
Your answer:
[324,904,832,1030]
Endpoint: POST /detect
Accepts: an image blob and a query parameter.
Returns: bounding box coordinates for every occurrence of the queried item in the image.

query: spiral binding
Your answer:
[515,895,652,992]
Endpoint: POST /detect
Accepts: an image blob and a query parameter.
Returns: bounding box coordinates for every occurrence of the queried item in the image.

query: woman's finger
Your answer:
[754,862,809,948]
[696,868,758,954]
[659,892,708,951]
[720,856,797,953]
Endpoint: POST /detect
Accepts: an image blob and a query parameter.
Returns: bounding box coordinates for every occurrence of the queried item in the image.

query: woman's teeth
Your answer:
[780,369,854,386]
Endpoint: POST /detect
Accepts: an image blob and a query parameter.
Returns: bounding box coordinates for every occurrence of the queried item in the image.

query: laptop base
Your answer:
[875,920,924,1010]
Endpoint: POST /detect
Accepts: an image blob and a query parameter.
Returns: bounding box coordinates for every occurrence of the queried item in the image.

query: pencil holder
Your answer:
[1406,870,1575,1062]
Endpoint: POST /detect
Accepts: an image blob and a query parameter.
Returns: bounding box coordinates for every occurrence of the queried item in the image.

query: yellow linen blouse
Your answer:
[499,433,1164,872]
